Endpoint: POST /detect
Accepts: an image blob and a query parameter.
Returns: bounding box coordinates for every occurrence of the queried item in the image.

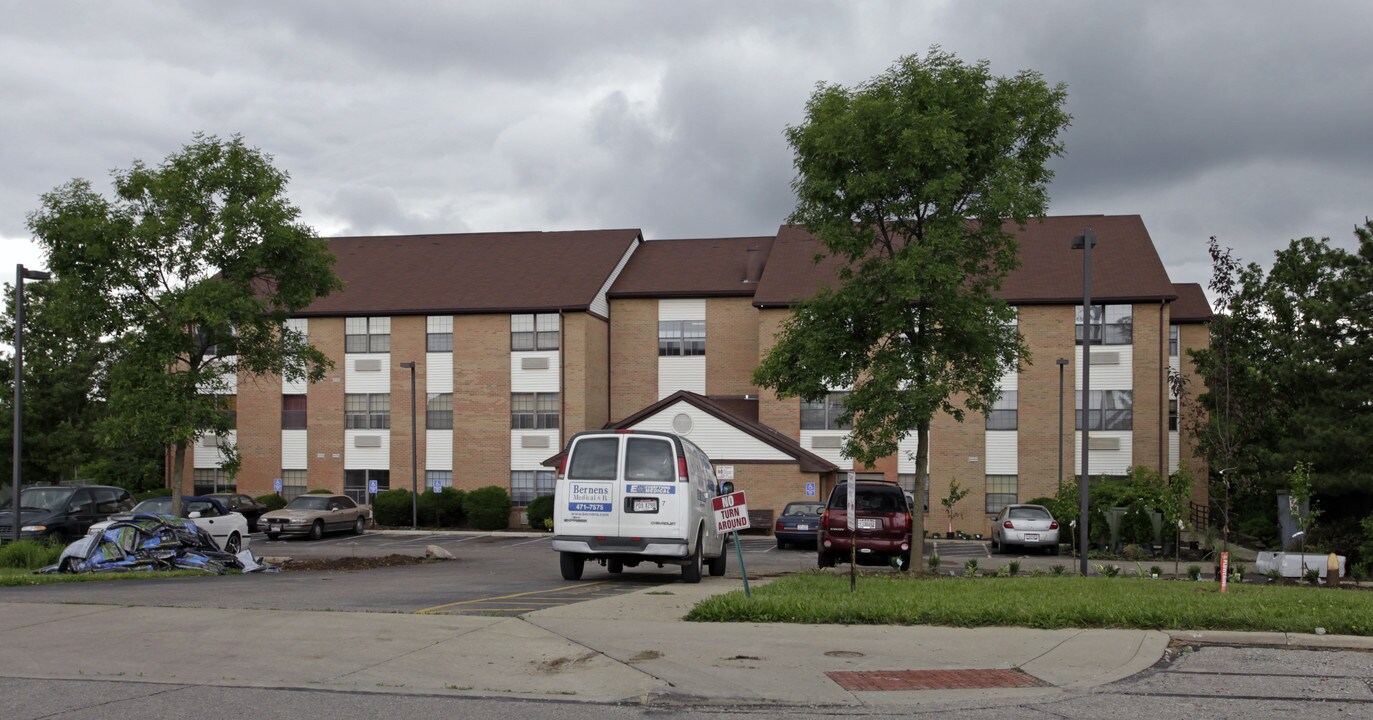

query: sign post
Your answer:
[367,479,378,504]
[273,477,282,494]
[1220,551,1229,592]
[847,471,857,592]
[711,490,751,597]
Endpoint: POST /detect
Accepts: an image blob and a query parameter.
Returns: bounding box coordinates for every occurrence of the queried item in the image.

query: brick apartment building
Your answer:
[179,214,1210,537]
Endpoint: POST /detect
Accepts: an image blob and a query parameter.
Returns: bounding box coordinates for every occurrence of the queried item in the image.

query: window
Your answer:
[568,437,618,480]
[511,392,559,429]
[985,391,1018,430]
[658,320,706,356]
[344,469,389,505]
[1075,305,1133,345]
[426,470,452,489]
[986,475,1018,514]
[426,393,453,429]
[193,468,234,495]
[510,470,555,506]
[214,395,237,425]
[280,470,307,501]
[345,393,390,429]
[800,392,852,430]
[1169,399,1178,432]
[1169,324,1179,357]
[427,316,453,352]
[345,317,391,353]
[511,313,559,351]
[1075,390,1134,431]
[898,473,929,512]
[282,395,307,429]
[626,437,674,481]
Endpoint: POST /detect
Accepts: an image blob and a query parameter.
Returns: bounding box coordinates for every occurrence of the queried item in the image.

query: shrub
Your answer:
[419,488,465,528]
[963,558,979,577]
[256,493,287,511]
[1050,564,1066,576]
[1008,560,1021,576]
[1095,563,1122,578]
[526,495,554,530]
[133,488,174,502]
[1121,543,1150,561]
[927,553,941,573]
[307,488,334,494]
[1303,568,1320,585]
[1150,565,1163,577]
[1187,565,1202,581]
[466,485,513,531]
[0,540,64,569]
[373,489,415,527]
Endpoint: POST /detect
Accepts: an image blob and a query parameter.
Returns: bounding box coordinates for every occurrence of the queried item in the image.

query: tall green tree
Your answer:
[754,49,1070,564]
[26,134,344,516]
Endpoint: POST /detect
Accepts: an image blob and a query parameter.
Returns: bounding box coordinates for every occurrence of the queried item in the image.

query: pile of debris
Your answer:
[35,514,275,575]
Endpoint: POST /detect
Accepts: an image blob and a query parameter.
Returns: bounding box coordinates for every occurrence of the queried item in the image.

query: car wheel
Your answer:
[898,552,911,572]
[776,538,787,550]
[353,517,366,535]
[266,532,280,541]
[681,537,703,584]
[708,547,727,577]
[817,550,836,568]
[607,559,623,574]
[559,552,585,581]
[307,521,324,541]
[224,533,241,554]
[1049,544,1060,556]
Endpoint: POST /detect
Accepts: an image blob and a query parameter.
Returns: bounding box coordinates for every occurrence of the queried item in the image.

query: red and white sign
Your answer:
[1220,551,1229,593]
[711,491,751,533]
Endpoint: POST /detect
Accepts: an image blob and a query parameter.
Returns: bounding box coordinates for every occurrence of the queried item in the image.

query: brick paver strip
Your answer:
[826,668,1048,691]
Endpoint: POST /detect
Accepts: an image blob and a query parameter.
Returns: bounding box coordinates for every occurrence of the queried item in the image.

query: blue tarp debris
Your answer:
[35,514,276,575]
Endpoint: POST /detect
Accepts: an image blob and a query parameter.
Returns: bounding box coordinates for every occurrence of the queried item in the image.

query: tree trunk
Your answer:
[912,420,930,571]
[170,440,187,518]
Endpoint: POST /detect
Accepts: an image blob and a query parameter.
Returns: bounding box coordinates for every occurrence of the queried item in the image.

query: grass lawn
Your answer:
[685,573,1373,636]
[0,567,217,587]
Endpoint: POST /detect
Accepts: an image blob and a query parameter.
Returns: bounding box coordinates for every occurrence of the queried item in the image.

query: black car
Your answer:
[0,485,135,543]
[773,501,825,549]
[206,493,269,532]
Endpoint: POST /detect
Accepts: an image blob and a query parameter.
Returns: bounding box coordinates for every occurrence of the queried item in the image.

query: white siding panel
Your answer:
[1169,431,1180,474]
[658,356,706,398]
[346,353,392,393]
[591,240,639,318]
[427,429,452,471]
[510,351,560,392]
[627,401,792,461]
[985,431,1018,474]
[427,353,453,394]
[1075,346,1133,389]
[800,430,851,467]
[344,430,390,469]
[511,430,558,469]
[282,377,308,395]
[898,431,922,473]
[999,368,1018,393]
[659,298,706,322]
[1073,431,1133,475]
[197,362,237,394]
[282,430,308,469]
[193,430,237,467]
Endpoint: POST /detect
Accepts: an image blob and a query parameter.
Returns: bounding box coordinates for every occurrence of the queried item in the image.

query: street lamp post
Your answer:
[1056,357,1068,493]
[399,361,418,530]
[11,265,52,543]
[1071,229,1096,576]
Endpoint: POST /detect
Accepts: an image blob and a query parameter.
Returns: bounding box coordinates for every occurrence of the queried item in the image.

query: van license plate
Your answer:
[631,498,658,513]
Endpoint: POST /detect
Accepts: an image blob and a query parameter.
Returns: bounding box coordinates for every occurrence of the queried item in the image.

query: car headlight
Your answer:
[292,518,310,524]
[21,525,47,532]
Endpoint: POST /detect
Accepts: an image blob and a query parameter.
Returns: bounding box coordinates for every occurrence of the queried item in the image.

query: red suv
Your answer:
[817,480,914,571]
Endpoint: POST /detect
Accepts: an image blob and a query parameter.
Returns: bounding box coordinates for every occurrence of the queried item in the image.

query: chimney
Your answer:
[744,245,765,284]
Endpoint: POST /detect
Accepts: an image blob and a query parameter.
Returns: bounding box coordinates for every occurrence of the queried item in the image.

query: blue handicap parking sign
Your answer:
[368,479,379,495]
[273,477,282,493]
[805,482,816,497]
[432,478,442,493]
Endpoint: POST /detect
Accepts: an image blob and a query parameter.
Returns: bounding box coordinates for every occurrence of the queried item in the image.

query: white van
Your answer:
[551,429,728,583]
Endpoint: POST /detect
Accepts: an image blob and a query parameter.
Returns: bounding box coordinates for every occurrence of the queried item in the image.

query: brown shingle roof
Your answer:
[296,229,642,316]
[608,236,775,298]
[752,215,1178,307]
[1170,283,1213,323]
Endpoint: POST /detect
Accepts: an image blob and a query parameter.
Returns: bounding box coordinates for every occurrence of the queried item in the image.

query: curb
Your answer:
[1167,630,1373,651]
[371,528,549,539]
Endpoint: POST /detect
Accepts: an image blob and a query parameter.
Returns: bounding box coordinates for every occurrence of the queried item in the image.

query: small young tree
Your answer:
[941,478,971,537]
[27,134,343,516]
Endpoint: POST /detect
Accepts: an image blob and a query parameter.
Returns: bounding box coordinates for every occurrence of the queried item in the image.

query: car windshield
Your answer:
[286,496,330,511]
[7,487,75,512]
[132,498,173,514]
[783,503,824,517]
[827,484,905,511]
[1008,507,1052,520]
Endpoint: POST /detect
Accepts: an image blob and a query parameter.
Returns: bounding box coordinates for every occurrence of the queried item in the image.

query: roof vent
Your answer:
[672,413,694,435]
[744,245,765,284]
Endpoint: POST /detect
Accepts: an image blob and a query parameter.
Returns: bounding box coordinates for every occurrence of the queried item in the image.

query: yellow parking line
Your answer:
[415,581,605,615]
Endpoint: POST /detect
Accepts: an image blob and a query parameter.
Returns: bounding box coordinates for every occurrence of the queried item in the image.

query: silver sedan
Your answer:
[991,504,1061,555]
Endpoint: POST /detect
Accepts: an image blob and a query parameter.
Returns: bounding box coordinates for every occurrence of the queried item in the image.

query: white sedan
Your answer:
[88,496,250,554]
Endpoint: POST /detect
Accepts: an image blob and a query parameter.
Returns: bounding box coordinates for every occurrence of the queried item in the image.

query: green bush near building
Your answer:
[526,495,554,530]
[133,488,174,502]
[0,540,64,570]
[418,488,465,528]
[373,489,415,526]
[466,485,513,531]
[256,493,287,511]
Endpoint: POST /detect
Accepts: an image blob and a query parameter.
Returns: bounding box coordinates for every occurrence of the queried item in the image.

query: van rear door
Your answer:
[557,435,622,536]
[617,435,683,540]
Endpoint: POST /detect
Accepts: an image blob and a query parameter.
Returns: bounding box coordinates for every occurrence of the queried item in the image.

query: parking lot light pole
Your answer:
[11,265,52,543]
[1056,357,1068,492]
[1071,229,1096,576]
[399,361,418,530]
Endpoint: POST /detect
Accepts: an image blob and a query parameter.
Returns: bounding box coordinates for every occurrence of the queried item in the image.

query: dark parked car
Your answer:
[817,480,913,571]
[773,501,824,549]
[0,485,135,543]
[206,493,269,532]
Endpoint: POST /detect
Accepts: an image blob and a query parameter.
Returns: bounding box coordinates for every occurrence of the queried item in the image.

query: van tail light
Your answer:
[904,512,912,530]
[821,509,830,528]
[1003,521,1014,529]
[556,455,567,479]
[1049,521,1059,530]
[678,457,689,480]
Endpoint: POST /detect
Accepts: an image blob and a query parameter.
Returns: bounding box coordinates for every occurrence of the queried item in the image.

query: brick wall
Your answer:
[929,398,988,537]
[705,297,760,397]
[1132,302,1168,474]
[1179,323,1211,506]
[235,366,282,497]
[1017,305,1076,507]
[453,314,510,492]
[609,298,657,422]
[563,312,610,436]
[756,309,799,436]
[306,317,346,493]
[390,315,428,490]
[723,462,824,534]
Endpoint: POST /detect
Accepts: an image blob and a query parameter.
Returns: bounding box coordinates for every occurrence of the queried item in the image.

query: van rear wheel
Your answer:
[681,537,703,583]
[559,552,585,581]
[708,546,727,577]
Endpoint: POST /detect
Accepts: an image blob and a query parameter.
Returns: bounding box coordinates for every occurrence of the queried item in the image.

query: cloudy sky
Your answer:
[4,1,1372,297]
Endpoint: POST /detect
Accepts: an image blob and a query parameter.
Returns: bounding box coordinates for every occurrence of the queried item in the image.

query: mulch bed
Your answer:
[278,554,433,572]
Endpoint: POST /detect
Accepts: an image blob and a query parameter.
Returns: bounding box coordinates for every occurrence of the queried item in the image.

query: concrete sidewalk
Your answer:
[0,578,1365,707]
